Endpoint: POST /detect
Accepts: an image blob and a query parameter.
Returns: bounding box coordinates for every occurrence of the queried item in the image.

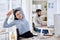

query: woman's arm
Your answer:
[3,18,16,28]
[3,10,15,28]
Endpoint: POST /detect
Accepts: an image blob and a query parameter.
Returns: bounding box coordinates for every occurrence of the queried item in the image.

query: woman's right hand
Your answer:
[6,10,13,18]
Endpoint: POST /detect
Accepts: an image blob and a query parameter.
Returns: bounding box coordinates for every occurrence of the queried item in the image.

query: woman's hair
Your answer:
[13,9,20,20]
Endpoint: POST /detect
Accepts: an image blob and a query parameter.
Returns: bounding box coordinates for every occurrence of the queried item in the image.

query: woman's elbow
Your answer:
[3,24,9,28]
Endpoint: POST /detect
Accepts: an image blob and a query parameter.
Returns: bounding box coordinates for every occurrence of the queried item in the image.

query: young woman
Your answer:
[3,7,37,40]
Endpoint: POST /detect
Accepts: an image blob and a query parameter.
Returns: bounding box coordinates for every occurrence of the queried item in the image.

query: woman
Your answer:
[3,7,37,40]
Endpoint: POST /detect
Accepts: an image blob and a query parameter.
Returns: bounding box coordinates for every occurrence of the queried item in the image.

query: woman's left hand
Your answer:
[6,10,13,18]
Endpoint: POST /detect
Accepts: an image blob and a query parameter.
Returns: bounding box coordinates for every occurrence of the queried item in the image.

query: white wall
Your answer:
[57,0,60,14]
[47,0,57,26]
[48,0,60,36]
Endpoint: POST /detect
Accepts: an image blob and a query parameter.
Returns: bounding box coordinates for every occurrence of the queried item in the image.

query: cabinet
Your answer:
[54,14,60,36]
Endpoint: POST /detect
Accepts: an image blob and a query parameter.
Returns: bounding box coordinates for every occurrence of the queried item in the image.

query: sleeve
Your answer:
[3,18,16,28]
[33,16,39,26]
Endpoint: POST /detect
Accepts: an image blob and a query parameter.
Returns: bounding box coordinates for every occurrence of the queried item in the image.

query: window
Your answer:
[0,0,22,28]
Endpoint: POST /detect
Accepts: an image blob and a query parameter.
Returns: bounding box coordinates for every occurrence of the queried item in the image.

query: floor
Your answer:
[20,35,60,40]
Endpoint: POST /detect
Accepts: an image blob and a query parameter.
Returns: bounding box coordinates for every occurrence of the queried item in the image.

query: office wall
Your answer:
[47,0,60,36]
[47,0,57,26]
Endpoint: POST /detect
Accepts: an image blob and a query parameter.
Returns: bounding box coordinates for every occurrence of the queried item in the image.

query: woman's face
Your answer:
[15,11,23,19]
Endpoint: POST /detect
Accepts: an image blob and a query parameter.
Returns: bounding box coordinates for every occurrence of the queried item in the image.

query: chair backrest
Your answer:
[16,29,20,35]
